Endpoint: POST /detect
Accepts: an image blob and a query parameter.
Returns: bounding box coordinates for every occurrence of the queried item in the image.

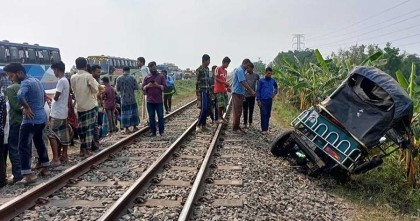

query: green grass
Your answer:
[272,98,300,128]
[272,99,420,218]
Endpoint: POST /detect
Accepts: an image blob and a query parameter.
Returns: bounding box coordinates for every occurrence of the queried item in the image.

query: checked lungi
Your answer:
[120,103,140,128]
[47,118,70,146]
[216,92,228,111]
[77,107,97,150]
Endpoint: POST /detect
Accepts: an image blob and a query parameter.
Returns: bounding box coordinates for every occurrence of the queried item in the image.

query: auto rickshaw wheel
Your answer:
[270,130,295,157]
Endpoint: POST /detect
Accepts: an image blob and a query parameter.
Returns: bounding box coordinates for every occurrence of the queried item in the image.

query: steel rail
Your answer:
[178,97,232,221]
[0,99,197,221]
[99,118,198,220]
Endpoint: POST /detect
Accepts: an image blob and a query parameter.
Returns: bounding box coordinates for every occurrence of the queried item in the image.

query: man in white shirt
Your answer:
[71,57,99,157]
[137,57,150,122]
[48,61,70,166]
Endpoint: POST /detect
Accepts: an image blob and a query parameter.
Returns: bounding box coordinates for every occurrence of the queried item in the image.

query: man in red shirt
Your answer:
[214,57,231,123]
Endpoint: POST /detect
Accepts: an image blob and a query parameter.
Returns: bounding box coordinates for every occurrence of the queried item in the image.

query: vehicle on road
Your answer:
[271,66,414,181]
[0,40,61,89]
[183,69,194,79]
[87,55,140,85]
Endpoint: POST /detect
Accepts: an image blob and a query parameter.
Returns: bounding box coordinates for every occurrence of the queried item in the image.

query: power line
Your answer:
[318,33,420,50]
[398,41,420,47]
[311,7,420,44]
[308,0,411,40]
[378,33,420,45]
[315,22,420,48]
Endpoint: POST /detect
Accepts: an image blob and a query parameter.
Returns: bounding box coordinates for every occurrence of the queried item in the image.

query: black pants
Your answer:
[0,135,5,185]
[164,94,172,112]
[243,96,256,125]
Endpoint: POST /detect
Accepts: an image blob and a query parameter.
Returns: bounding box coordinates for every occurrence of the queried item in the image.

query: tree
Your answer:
[253,59,266,74]
[382,42,404,78]
[272,49,317,68]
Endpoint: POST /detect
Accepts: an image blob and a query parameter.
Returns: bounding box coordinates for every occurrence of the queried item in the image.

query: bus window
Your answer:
[0,46,6,63]
[27,49,36,63]
[10,47,19,62]
[18,49,26,63]
[51,51,60,62]
[41,50,49,64]
[109,58,114,67]
[37,50,44,63]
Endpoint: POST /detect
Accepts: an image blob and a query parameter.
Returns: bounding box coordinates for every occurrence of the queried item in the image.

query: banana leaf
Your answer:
[361,51,383,65]
[396,70,409,89]
[315,49,329,73]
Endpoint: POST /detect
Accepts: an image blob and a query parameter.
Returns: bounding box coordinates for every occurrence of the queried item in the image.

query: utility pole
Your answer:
[292,34,305,51]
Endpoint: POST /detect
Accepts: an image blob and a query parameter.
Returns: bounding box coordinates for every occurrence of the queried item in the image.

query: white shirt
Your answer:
[140,66,150,78]
[4,102,9,144]
[50,77,70,119]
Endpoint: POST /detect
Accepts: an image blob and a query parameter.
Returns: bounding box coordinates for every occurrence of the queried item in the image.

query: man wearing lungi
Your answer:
[116,66,140,133]
[48,61,70,166]
[71,57,99,158]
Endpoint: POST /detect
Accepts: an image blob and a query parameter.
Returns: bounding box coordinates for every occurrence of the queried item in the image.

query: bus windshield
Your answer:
[87,57,109,74]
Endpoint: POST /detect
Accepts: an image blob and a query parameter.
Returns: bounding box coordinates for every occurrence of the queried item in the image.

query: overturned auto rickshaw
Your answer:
[271,66,414,180]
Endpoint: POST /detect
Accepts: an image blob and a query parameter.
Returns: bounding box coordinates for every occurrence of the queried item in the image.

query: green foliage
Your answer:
[253,59,267,74]
[333,153,420,215]
[273,48,382,110]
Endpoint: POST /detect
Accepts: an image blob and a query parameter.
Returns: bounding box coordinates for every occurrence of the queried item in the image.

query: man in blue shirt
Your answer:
[257,67,278,134]
[231,59,256,133]
[163,70,176,114]
[4,63,50,184]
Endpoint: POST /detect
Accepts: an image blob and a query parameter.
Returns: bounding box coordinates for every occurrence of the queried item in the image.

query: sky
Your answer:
[1,0,420,71]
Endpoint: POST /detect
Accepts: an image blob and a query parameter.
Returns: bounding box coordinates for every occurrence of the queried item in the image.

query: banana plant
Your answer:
[396,63,420,187]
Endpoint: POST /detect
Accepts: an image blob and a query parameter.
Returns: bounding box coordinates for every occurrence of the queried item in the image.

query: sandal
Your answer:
[16,174,38,185]
[39,168,51,176]
[50,161,62,167]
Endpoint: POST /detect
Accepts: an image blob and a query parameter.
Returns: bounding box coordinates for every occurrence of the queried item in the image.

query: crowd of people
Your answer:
[0,54,277,187]
[0,56,174,186]
[196,54,278,135]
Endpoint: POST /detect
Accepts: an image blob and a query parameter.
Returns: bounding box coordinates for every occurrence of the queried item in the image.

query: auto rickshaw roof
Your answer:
[349,66,413,121]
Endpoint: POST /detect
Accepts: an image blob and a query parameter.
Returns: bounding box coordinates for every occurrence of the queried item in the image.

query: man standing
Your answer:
[257,67,278,134]
[208,65,217,123]
[243,63,260,128]
[214,57,231,123]
[4,63,50,184]
[0,92,6,187]
[231,59,256,134]
[101,76,117,134]
[137,57,150,122]
[196,54,211,132]
[48,61,70,166]
[162,70,176,114]
[90,65,103,150]
[137,57,150,83]
[71,57,99,158]
[142,62,166,136]
[5,67,23,184]
[116,66,140,133]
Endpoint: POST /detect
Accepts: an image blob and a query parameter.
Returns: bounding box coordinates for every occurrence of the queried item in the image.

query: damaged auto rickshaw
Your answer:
[271,66,414,181]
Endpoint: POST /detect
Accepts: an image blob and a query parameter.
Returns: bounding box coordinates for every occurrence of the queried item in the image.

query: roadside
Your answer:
[271,98,420,220]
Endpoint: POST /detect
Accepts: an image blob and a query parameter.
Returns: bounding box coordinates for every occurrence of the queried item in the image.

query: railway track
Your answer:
[97,97,238,221]
[2,95,245,221]
[0,99,198,221]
